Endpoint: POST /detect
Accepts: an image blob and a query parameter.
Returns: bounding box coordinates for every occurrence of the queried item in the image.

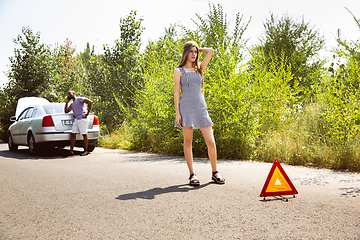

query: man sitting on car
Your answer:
[64,90,93,156]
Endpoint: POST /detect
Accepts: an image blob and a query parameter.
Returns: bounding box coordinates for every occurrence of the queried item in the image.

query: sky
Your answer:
[1,0,360,87]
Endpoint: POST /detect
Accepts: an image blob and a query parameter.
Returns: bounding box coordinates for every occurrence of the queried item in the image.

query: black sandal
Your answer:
[212,171,225,184]
[189,173,200,186]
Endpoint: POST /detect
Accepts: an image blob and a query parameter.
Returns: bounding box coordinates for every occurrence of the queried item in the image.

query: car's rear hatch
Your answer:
[50,113,76,131]
[42,103,95,131]
[50,114,95,131]
[42,103,71,131]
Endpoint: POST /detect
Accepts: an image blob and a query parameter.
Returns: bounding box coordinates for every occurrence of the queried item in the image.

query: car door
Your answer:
[20,107,38,144]
[12,108,29,144]
[19,108,36,145]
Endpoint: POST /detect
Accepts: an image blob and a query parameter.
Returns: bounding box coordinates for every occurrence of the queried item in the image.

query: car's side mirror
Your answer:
[10,116,16,122]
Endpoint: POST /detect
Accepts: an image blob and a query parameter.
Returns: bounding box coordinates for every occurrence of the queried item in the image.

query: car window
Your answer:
[17,108,29,121]
[25,108,35,119]
[31,108,37,117]
[43,103,65,114]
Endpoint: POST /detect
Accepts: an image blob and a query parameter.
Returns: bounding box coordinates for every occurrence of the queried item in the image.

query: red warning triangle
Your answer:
[260,159,298,197]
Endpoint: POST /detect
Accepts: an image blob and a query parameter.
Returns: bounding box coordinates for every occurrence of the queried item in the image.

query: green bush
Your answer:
[3,6,360,171]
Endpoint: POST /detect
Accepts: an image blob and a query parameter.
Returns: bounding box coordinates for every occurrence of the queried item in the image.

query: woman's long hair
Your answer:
[177,41,204,91]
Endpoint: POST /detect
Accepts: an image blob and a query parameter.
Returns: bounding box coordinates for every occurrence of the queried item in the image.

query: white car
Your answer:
[7,97,100,155]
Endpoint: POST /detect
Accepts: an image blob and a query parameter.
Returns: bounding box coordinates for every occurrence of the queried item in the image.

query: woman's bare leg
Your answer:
[200,126,224,182]
[182,127,194,175]
[200,125,217,172]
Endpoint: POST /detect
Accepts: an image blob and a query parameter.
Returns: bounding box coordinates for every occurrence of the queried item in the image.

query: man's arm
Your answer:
[83,99,92,118]
[64,98,72,113]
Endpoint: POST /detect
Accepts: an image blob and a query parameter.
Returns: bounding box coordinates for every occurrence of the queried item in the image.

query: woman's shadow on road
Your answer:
[115,182,213,200]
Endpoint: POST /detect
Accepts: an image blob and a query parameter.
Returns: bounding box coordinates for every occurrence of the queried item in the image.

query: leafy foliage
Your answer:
[250,13,325,97]
[0,27,52,140]
[100,10,144,131]
[6,27,52,98]
[2,7,360,171]
[123,26,184,153]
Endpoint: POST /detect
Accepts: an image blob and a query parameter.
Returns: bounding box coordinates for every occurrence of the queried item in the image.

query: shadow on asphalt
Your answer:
[115,182,213,200]
[119,152,185,163]
[0,145,85,160]
[121,153,219,165]
[339,187,360,197]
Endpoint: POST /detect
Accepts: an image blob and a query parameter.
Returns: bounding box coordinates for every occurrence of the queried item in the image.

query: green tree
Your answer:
[184,3,250,77]
[78,42,95,70]
[101,10,144,130]
[0,26,52,140]
[250,13,325,97]
[6,26,52,98]
[319,8,360,170]
[43,38,85,102]
[188,4,252,158]
[329,8,360,89]
[118,5,254,158]
[124,26,184,153]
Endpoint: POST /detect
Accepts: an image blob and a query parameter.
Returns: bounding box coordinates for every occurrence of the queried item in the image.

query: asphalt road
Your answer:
[0,143,359,239]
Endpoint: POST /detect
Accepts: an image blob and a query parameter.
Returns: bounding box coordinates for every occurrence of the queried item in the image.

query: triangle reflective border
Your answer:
[260,159,298,197]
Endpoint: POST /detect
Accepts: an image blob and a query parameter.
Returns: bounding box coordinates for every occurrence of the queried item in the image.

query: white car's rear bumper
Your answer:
[35,130,100,142]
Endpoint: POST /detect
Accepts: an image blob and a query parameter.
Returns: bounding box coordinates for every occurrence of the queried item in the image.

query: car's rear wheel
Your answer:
[88,144,95,152]
[28,133,38,155]
[8,133,18,152]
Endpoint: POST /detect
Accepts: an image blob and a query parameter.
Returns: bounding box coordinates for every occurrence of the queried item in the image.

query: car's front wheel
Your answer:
[8,133,18,152]
[28,133,38,155]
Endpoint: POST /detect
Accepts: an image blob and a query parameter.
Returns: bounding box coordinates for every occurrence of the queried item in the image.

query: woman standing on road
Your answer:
[174,41,225,186]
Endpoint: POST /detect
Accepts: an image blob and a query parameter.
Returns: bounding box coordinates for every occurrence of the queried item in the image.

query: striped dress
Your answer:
[174,67,213,129]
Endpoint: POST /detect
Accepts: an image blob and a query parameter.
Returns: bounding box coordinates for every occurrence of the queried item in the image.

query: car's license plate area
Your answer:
[63,120,73,126]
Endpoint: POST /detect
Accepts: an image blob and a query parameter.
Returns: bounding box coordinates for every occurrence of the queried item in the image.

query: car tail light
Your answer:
[42,115,54,127]
[93,116,99,125]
